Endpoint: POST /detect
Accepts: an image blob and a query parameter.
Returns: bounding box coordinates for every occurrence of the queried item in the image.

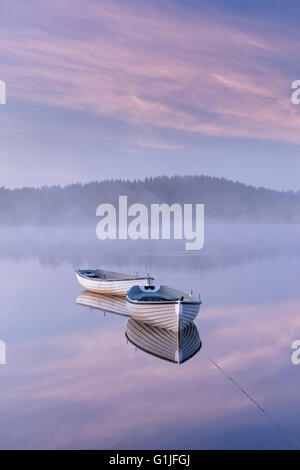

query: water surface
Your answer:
[0,224,299,449]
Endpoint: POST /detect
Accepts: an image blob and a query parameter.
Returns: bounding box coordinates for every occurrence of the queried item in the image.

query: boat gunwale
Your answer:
[126,285,201,304]
[76,270,153,283]
[126,296,201,305]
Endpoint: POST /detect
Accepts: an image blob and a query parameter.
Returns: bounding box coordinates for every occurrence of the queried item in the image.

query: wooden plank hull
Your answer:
[126,299,201,332]
[126,318,202,364]
[75,272,150,296]
[76,291,130,316]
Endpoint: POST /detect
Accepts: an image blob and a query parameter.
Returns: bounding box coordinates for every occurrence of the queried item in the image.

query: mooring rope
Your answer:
[204,351,300,450]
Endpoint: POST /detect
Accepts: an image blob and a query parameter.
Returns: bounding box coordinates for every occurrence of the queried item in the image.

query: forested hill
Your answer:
[0,175,299,225]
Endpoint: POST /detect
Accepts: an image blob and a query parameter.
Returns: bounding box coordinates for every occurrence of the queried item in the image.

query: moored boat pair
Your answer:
[76,291,202,364]
[75,269,201,332]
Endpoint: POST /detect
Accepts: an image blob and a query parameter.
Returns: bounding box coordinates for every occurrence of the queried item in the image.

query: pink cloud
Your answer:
[1,0,300,144]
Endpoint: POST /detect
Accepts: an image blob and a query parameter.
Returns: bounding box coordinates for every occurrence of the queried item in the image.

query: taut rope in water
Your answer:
[204,351,300,450]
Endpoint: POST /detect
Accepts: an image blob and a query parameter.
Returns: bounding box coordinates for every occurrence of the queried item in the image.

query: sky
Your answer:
[1,0,300,190]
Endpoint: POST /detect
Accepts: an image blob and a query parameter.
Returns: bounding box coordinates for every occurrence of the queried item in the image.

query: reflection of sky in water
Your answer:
[0,225,300,449]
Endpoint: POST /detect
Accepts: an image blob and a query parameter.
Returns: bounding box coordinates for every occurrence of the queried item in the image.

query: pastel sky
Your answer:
[1,0,300,189]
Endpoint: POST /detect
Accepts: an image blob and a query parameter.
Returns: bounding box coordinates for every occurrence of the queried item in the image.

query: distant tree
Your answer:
[0,175,299,225]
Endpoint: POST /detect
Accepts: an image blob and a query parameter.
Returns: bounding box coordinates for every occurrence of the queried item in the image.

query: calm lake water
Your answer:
[0,224,300,449]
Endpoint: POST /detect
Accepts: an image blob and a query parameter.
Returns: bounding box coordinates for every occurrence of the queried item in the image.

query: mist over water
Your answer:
[1,223,300,269]
[0,223,299,449]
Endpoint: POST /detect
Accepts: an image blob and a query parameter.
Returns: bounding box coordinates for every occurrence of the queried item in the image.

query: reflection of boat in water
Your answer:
[75,269,153,296]
[76,291,201,364]
[126,318,201,364]
[126,285,201,332]
[76,291,130,316]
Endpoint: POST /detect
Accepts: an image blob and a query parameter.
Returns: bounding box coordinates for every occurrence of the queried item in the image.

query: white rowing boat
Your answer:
[75,269,153,296]
[76,290,130,316]
[126,285,201,332]
[126,318,201,364]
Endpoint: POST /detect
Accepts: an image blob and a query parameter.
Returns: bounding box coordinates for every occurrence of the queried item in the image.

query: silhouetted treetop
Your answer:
[0,175,299,225]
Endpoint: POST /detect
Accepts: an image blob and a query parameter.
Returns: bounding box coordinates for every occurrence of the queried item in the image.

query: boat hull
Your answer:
[180,301,202,329]
[126,299,201,332]
[76,272,150,296]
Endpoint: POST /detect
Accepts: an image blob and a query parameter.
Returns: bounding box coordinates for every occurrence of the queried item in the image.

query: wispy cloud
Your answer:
[1,0,300,144]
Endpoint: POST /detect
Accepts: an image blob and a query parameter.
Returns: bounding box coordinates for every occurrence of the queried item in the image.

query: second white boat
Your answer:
[75,269,153,296]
